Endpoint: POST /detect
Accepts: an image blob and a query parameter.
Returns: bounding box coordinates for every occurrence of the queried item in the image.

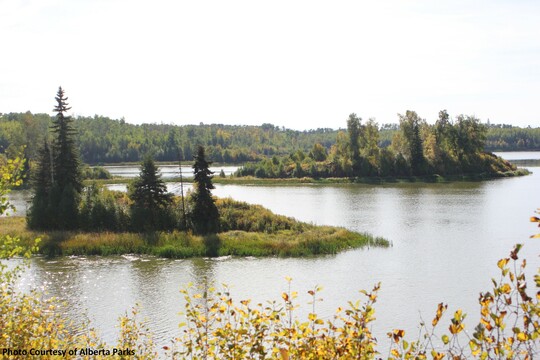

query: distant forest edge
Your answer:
[1,112,539,165]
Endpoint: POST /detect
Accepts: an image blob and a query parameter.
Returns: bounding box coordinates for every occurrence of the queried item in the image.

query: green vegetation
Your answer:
[0,112,338,165]
[190,145,220,234]
[128,155,175,231]
[2,111,538,170]
[1,200,387,258]
[82,165,112,179]
[237,111,521,179]
[27,87,84,230]
[485,123,540,151]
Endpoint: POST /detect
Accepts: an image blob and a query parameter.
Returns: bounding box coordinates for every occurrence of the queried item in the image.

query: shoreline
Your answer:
[80,168,530,186]
[0,217,390,258]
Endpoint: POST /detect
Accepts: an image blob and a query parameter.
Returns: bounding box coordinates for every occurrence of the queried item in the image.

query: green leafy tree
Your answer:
[128,155,173,231]
[363,118,380,158]
[189,146,220,234]
[309,143,327,162]
[346,113,362,170]
[454,115,488,171]
[399,110,426,175]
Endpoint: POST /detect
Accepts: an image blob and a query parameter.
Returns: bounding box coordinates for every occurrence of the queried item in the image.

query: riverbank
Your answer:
[0,217,389,258]
[215,168,531,184]
[84,168,530,187]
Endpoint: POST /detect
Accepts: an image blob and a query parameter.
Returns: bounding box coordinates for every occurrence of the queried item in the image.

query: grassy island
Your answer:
[0,198,388,258]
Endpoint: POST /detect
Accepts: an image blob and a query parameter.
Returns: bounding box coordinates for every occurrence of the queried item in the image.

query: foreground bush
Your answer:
[168,243,539,359]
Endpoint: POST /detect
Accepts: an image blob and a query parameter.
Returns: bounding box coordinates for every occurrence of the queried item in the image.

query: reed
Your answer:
[0,215,389,258]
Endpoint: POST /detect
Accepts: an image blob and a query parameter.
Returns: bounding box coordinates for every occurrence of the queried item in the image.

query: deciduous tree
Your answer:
[399,110,426,175]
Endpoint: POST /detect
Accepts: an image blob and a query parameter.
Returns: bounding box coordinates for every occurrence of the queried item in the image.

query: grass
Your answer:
[0,216,389,258]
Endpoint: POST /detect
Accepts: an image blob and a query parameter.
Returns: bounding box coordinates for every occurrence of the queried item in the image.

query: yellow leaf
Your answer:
[497,258,509,269]
[449,323,464,335]
[442,334,449,344]
[431,350,445,360]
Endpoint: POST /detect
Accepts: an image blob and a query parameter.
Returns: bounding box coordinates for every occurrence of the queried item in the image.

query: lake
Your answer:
[7,152,540,351]
[103,164,238,179]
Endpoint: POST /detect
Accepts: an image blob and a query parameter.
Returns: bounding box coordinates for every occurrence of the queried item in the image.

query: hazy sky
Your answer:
[2,0,539,130]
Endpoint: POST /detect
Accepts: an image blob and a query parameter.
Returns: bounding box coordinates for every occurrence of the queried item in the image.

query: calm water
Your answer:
[103,164,238,179]
[8,152,540,351]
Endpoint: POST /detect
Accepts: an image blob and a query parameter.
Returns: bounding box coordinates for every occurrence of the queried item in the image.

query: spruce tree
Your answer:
[128,155,173,231]
[50,87,82,228]
[27,140,53,229]
[190,145,220,234]
[28,87,83,229]
[51,87,82,192]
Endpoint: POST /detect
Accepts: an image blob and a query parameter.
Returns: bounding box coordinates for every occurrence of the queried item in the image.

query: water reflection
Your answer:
[189,258,216,286]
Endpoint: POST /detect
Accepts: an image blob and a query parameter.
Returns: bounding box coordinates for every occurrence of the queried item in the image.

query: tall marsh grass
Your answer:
[1,211,388,258]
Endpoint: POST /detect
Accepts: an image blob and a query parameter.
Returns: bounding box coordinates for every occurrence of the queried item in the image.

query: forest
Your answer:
[237,111,522,179]
[1,111,539,167]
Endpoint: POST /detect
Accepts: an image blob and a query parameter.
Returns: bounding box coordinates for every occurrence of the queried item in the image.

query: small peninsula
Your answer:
[1,197,389,258]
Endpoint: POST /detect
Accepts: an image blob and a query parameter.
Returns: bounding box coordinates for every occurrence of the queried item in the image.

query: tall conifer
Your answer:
[28,87,82,229]
[51,87,82,192]
[190,145,220,234]
[27,140,53,229]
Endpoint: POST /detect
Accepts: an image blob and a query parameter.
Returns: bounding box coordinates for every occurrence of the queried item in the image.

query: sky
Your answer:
[1,0,539,130]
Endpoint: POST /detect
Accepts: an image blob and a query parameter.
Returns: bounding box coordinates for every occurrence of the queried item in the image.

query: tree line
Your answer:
[1,111,538,168]
[0,112,337,165]
[237,110,517,178]
[27,87,219,234]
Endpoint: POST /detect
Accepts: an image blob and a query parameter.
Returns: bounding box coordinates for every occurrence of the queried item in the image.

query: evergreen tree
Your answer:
[51,87,83,193]
[27,140,54,229]
[128,155,173,231]
[28,87,83,229]
[50,87,82,228]
[190,145,220,234]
